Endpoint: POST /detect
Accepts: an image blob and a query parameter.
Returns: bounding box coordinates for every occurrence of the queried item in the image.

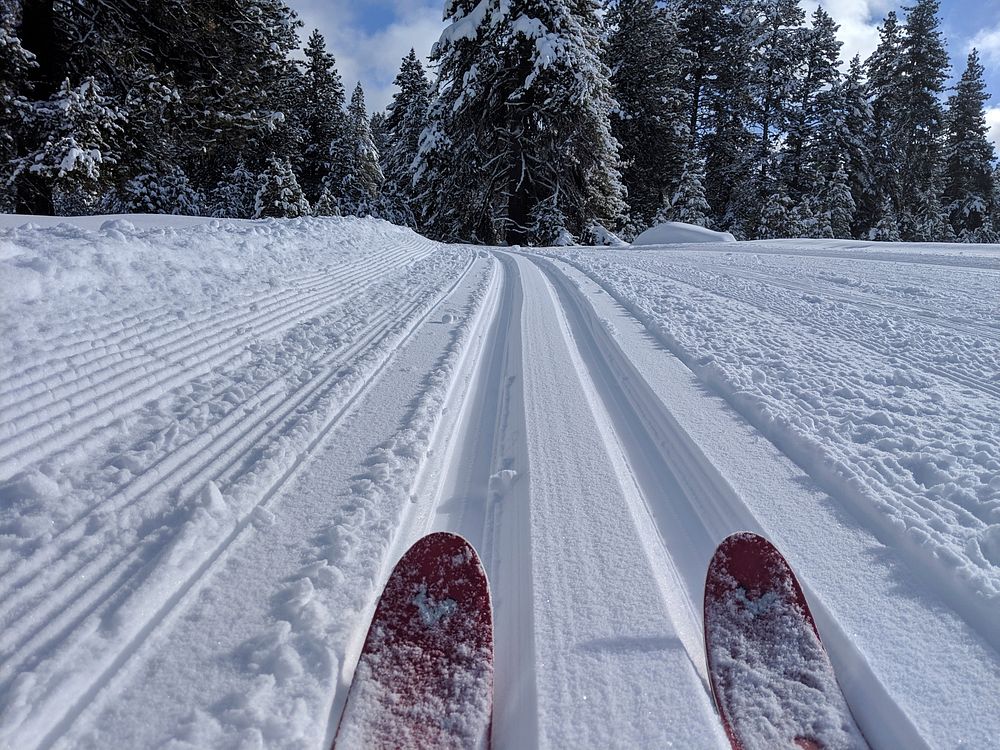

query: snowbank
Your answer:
[632,221,736,245]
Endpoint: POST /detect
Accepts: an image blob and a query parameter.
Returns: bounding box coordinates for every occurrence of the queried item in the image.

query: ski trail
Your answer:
[421,252,539,749]
[542,256,1000,750]
[510,254,726,748]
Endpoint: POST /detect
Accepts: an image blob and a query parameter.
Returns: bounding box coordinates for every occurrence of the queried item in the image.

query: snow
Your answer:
[633,220,737,245]
[1,217,998,749]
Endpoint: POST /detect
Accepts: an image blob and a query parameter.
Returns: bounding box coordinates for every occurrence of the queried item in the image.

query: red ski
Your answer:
[333,532,493,750]
[704,532,868,750]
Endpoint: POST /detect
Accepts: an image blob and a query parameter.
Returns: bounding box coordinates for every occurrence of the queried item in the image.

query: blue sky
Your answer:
[285,0,1000,145]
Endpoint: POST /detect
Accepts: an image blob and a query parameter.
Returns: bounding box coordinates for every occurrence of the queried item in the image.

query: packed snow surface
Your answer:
[0,218,997,749]
[632,220,737,245]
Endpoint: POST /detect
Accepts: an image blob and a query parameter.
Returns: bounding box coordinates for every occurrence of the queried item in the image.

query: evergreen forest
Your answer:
[1,0,997,244]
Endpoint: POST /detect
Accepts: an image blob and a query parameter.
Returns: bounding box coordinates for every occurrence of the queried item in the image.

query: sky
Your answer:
[285,0,1000,147]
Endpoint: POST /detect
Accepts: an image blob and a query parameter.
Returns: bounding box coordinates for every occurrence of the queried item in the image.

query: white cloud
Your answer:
[290,0,443,113]
[969,25,1000,65]
[986,107,1000,149]
[801,0,897,65]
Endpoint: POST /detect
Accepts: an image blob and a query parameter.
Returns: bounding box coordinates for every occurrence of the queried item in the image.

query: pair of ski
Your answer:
[332,532,869,749]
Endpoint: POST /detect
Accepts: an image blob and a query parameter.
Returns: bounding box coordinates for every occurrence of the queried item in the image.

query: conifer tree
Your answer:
[864,11,905,232]
[313,186,340,217]
[657,156,711,228]
[255,155,310,218]
[416,0,626,245]
[15,77,124,215]
[119,167,203,215]
[785,6,842,204]
[677,0,730,148]
[0,19,35,211]
[502,0,627,244]
[370,112,389,160]
[758,182,795,239]
[746,0,807,198]
[606,0,691,234]
[209,161,258,219]
[943,50,997,241]
[810,56,874,237]
[824,159,856,238]
[678,0,755,234]
[897,0,950,240]
[382,50,431,228]
[414,0,506,243]
[336,83,383,217]
[297,30,348,205]
[870,195,901,241]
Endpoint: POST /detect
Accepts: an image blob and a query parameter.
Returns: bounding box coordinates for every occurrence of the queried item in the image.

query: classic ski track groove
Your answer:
[0,243,434,472]
[0,255,476,750]
[406,251,539,749]
[0,265,345,380]
[739,243,1000,270]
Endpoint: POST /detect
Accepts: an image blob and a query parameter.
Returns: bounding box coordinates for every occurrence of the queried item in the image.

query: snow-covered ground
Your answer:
[0,217,997,749]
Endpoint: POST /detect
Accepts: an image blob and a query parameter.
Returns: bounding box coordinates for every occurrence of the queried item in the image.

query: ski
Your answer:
[704,532,868,750]
[333,532,494,750]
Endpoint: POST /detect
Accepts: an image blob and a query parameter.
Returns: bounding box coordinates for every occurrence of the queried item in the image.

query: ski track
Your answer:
[1,220,997,749]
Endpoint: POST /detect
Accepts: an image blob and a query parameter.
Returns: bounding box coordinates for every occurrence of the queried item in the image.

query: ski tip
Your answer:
[705,531,818,638]
[397,531,486,575]
[707,531,786,595]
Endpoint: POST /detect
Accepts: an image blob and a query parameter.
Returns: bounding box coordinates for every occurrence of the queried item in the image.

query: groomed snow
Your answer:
[1,218,997,749]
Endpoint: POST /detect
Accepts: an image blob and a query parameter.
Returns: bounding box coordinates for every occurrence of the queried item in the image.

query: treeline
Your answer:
[1,0,997,244]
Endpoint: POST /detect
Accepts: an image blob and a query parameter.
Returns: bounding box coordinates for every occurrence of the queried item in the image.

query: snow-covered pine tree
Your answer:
[296,29,348,206]
[254,155,310,218]
[870,195,901,241]
[657,155,711,228]
[823,159,856,239]
[605,0,691,235]
[209,161,258,219]
[788,194,819,238]
[785,6,842,205]
[810,56,874,238]
[744,0,808,230]
[502,0,627,245]
[0,18,35,211]
[992,164,1000,240]
[15,77,124,215]
[863,11,905,234]
[334,83,383,217]
[118,167,204,215]
[157,0,303,196]
[943,50,997,242]
[416,0,626,245]
[897,0,950,241]
[677,0,728,148]
[370,111,389,160]
[414,0,508,243]
[757,180,796,239]
[381,49,431,228]
[697,1,756,237]
[313,186,340,217]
